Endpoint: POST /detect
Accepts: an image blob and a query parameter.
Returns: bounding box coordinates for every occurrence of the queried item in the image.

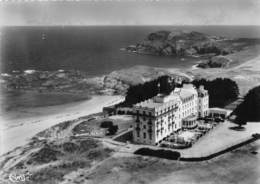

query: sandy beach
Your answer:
[232,55,260,71]
[0,95,124,155]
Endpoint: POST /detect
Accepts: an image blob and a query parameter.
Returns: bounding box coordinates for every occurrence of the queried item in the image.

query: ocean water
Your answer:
[1,25,260,76]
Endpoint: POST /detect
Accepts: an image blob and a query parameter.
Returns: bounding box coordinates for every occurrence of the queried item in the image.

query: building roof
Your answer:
[134,84,202,109]
[183,115,197,121]
[136,99,164,109]
[209,108,232,115]
[178,84,197,100]
[135,93,180,109]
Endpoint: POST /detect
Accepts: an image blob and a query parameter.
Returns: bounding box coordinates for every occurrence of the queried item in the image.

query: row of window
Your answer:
[198,111,208,117]
[182,108,195,117]
[142,124,153,130]
[136,116,153,122]
[155,105,178,116]
[182,100,195,110]
[137,132,152,140]
[183,120,196,126]
[136,110,153,116]
[182,94,195,103]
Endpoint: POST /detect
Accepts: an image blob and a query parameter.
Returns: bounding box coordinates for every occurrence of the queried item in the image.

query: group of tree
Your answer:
[118,75,180,107]
[233,85,260,127]
[100,121,118,135]
[192,78,239,107]
[119,75,239,108]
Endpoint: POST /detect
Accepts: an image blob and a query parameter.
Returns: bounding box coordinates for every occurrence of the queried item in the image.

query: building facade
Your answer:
[132,84,209,145]
[197,85,209,118]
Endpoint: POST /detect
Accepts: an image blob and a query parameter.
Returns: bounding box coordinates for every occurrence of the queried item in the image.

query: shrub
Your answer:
[62,142,79,153]
[100,121,118,135]
[29,146,62,164]
[107,125,118,135]
[134,148,181,160]
[100,121,113,128]
[88,148,113,160]
[79,139,98,152]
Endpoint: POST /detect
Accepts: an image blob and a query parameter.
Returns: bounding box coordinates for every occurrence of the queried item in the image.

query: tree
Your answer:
[192,78,239,107]
[100,121,118,135]
[234,86,260,122]
[118,75,178,107]
[233,116,247,128]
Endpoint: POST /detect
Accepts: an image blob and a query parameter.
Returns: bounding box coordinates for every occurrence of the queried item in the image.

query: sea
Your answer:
[1,25,260,76]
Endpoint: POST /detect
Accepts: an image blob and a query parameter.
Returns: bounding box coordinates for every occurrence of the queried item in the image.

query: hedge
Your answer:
[134,148,181,160]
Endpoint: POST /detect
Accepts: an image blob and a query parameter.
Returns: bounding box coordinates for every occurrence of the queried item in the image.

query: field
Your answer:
[1,112,260,184]
[61,141,260,184]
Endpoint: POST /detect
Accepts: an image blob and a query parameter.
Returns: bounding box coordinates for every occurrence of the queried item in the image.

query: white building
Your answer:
[197,86,209,117]
[132,84,209,145]
[209,107,232,118]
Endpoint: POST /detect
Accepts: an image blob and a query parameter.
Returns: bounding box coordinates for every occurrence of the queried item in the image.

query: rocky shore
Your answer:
[1,66,190,98]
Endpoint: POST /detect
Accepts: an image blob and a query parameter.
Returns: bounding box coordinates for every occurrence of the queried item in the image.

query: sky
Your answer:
[0,0,260,26]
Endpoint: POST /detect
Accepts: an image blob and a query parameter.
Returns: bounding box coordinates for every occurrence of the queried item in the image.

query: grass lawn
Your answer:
[122,121,260,158]
[75,140,260,184]
[173,121,260,157]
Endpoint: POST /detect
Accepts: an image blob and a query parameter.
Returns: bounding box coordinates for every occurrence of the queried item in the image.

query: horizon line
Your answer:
[1,24,260,27]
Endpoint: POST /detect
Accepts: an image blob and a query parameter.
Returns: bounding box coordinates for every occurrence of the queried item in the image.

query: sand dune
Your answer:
[0,95,123,155]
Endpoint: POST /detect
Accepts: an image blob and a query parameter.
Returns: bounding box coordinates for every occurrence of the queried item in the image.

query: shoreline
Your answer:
[1,51,260,156]
[0,95,124,155]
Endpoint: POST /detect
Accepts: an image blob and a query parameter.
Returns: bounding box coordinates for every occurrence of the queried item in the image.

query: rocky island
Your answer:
[125,30,260,68]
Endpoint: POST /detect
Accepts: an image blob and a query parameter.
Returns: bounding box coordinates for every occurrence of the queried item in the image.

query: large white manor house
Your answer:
[132,84,209,145]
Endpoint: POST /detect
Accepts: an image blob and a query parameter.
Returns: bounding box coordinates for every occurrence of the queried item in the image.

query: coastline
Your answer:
[0,95,124,155]
[1,51,260,156]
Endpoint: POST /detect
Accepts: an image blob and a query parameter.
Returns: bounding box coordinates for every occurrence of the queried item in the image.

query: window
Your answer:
[143,125,146,129]
[143,133,146,139]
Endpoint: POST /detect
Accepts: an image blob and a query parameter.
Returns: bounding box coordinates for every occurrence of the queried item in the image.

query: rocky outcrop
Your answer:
[198,55,232,68]
[1,66,190,96]
[126,30,230,57]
